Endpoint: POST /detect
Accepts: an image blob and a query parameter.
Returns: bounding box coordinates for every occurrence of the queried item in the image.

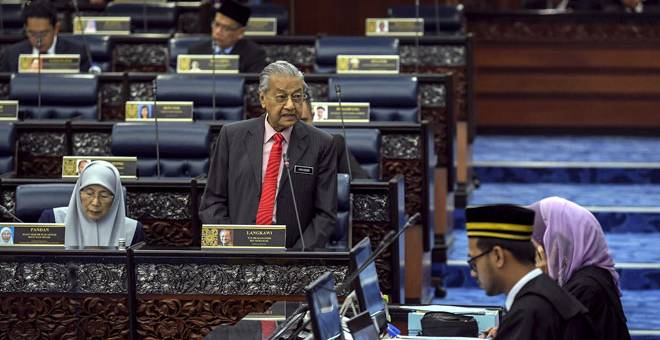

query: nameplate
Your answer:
[336,55,400,74]
[177,54,239,74]
[245,17,277,36]
[310,102,370,123]
[0,223,65,247]
[0,100,18,121]
[62,156,138,179]
[125,101,194,122]
[202,225,286,249]
[73,16,131,35]
[365,18,424,36]
[18,54,80,74]
[112,0,166,3]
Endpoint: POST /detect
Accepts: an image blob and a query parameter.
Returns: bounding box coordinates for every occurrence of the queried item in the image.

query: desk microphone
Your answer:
[71,0,101,74]
[152,79,161,177]
[336,212,421,295]
[334,84,353,181]
[283,152,305,251]
[0,205,25,223]
[414,0,421,74]
[36,36,43,119]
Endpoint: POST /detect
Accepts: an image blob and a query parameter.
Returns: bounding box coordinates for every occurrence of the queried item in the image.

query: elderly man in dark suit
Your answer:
[188,0,266,73]
[199,60,337,250]
[0,0,90,73]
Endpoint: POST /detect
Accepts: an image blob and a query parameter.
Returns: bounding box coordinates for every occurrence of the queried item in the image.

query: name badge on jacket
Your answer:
[294,165,314,175]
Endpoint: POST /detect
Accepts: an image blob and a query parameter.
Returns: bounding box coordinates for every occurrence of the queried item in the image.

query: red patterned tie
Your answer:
[256,133,284,225]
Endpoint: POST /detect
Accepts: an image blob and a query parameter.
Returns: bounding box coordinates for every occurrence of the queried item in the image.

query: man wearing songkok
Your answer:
[199,61,337,249]
[465,204,596,339]
[188,0,266,73]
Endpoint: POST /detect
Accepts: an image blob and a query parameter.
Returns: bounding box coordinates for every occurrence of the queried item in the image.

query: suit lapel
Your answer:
[279,122,309,190]
[246,115,266,191]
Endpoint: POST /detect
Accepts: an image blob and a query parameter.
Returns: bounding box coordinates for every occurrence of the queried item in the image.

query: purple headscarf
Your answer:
[528,196,620,293]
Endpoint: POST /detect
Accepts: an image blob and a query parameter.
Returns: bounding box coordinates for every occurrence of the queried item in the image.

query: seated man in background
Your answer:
[465,204,596,339]
[188,0,266,73]
[300,84,371,180]
[0,0,90,73]
[199,61,337,250]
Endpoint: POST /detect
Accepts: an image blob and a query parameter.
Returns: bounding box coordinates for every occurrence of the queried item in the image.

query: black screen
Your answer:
[350,237,387,331]
[306,272,344,340]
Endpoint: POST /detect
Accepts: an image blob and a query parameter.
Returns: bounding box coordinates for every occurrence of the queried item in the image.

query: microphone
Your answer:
[152,79,161,177]
[211,40,217,120]
[336,212,421,295]
[70,0,98,74]
[283,152,305,251]
[36,36,43,119]
[414,0,421,74]
[0,205,25,223]
[334,84,353,181]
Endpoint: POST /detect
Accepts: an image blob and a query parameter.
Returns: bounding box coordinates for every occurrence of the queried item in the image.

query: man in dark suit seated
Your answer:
[188,0,266,73]
[199,60,337,250]
[0,0,90,73]
[300,84,372,180]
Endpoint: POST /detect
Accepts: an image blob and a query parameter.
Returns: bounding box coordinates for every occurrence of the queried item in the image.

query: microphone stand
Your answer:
[37,37,43,119]
[334,84,352,181]
[142,0,148,32]
[414,0,420,74]
[0,205,24,223]
[211,41,217,121]
[283,152,305,251]
[152,79,161,177]
[71,0,97,73]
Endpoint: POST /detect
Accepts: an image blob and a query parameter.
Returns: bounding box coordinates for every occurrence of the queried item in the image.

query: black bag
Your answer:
[419,311,479,337]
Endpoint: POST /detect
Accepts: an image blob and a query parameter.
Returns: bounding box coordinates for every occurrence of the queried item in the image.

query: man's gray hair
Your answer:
[258,60,304,93]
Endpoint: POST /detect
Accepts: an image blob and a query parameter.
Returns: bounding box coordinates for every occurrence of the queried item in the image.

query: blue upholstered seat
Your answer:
[0,2,23,34]
[314,37,399,74]
[10,74,99,120]
[250,4,289,34]
[111,122,211,177]
[322,128,381,179]
[105,2,177,34]
[59,34,113,72]
[388,5,465,33]
[0,123,15,175]
[328,76,418,122]
[168,35,211,69]
[156,75,245,121]
[15,184,75,222]
[328,173,351,249]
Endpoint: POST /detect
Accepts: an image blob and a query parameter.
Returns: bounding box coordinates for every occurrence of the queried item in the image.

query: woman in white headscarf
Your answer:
[0,227,13,245]
[39,160,144,247]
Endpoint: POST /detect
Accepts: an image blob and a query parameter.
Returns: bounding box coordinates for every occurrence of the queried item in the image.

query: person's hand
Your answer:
[622,0,642,8]
[532,239,548,273]
[479,327,498,338]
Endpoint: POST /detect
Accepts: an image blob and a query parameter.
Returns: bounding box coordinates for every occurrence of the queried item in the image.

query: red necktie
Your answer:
[256,133,284,225]
[260,320,277,340]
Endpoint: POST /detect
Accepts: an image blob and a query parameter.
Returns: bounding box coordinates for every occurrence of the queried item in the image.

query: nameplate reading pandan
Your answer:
[245,17,277,36]
[0,101,18,121]
[73,16,131,35]
[62,156,138,179]
[176,54,239,74]
[201,225,286,249]
[18,54,80,74]
[125,101,193,122]
[365,18,424,36]
[0,223,65,247]
[336,55,400,74]
[310,102,370,123]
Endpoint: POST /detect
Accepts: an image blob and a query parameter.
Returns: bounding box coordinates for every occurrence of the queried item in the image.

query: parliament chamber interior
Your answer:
[0,0,658,339]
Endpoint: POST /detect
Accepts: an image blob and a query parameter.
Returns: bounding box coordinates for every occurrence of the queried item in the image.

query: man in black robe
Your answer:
[188,0,266,73]
[465,204,596,339]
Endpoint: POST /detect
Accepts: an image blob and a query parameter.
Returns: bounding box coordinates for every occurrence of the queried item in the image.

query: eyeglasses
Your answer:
[26,29,54,39]
[211,21,240,33]
[467,248,493,272]
[80,189,114,203]
[267,93,306,104]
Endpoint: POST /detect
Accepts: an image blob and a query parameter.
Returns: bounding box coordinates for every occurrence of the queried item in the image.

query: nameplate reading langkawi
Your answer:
[177,55,239,74]
[365,18,424,37]
[201,225,286,249]
[125,101,194,122]
[0,223,65,247]
[245,17,277,36]
[310,102,370,123]
[73,16,131,35]
[0,101,18,121]
[18,54,80,73]
[336,55,400,74]
[62,156,138,179]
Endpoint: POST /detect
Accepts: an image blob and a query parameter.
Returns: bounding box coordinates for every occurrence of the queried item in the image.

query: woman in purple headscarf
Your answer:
[529,196,629,340]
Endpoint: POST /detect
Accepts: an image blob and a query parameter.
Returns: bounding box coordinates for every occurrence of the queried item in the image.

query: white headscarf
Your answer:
[0,227,13,245]
[60,160,137,247]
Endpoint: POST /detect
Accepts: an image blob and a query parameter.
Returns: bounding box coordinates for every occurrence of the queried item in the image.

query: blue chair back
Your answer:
[314,37,399,74]
[322,128,381,179]
[0,123,15,175]
[0,3,23,34]
[168,35,211,69]
[156,75,245,121]
[105,2,177,34]
[328,76,418,122]
[10,74,99,120]
[111,122,210,177]
[60,34,113,72]
[250,4,289,34]
[388,5,464,33]
[16,184,75,222]
[328,173,350,249]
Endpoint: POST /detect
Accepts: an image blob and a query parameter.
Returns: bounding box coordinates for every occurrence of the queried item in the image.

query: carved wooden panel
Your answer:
[142,220,194,247]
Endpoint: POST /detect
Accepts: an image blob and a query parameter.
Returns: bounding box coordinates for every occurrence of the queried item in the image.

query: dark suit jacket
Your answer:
[0,38,91,73]
[332,134,371,180]
[187,38,267,73]
[199,115,337,249]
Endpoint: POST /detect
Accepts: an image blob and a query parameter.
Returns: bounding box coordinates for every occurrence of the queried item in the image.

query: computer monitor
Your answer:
[350,237,388,331]
[306,272,344,340]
